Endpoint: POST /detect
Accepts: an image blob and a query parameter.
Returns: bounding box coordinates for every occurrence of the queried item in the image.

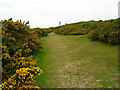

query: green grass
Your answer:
[33,32,118,88]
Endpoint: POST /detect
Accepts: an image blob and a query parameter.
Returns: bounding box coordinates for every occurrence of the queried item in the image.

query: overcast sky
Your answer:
[0,0,119,28]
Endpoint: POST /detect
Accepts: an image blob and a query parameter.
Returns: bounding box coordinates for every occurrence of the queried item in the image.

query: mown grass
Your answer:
[34,33,118,88]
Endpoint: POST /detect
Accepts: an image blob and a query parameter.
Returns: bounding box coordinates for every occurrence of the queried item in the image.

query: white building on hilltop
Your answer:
[59,21,61,26]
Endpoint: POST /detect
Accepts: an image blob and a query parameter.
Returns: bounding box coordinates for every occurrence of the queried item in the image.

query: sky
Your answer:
[0,0,119,28]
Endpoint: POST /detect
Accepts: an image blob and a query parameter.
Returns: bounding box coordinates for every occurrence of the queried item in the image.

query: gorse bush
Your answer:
[32,28,53,37]
[2,19,43,56]
[55,25,85,35]
[2,18,48,89]
[54,18,120,44]
[86,19,120,44]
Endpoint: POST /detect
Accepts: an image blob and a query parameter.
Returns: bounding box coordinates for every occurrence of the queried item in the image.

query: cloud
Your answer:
[0,0,119,28]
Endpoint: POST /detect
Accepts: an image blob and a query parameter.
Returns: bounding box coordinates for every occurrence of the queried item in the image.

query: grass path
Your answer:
[34,32,118,88]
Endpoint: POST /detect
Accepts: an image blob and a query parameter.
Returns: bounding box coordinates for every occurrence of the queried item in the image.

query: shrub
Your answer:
[54,18,120,44]
[2,18,44,89]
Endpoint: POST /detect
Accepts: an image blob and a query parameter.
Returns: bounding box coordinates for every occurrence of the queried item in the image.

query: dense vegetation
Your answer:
[2,18,52,89]
[55,18,120,44]
[1,17,119,88]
